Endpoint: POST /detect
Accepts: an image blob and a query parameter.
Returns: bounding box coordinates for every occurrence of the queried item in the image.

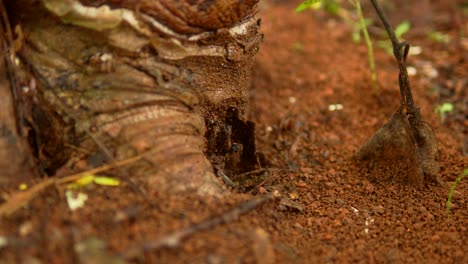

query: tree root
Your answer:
[4,0,262,195]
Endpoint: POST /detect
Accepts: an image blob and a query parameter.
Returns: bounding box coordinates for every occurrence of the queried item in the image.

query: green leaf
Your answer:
[435,102,454,122]
[68,174,95,189]
[323,1,340,15]
[436,102,454,114]
[352,31,361,43]
[295,0,322,13]
[363,18,374,27]
[428,31,450,43]
[447,168,468,214]
[377,40,393,54]
[394,21,410,38]
[93,176,120,186]
[67,174,120,189]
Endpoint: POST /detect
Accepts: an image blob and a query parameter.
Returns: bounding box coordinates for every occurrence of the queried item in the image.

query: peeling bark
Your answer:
[77,0,259,34]
[0,2,35,182]
[0,53,34,182]
[4,0,261,195]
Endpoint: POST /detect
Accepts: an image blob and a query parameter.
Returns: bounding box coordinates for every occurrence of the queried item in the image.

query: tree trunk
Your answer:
[2,0,261,195]
[0,2,35,183]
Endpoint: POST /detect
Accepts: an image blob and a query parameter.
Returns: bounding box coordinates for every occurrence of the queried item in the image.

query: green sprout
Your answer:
[322,0,341,15]
[67,174,120,189]
[296,0,379,92]
[295,0,321,13]
[435,102,454,122]
[394,21,411,38]
[352,0,377,92]
[447,168,468,214]
[377,20,411,54]
[296,0,341,15]
[428,31,450,44]
[352,18,373,43]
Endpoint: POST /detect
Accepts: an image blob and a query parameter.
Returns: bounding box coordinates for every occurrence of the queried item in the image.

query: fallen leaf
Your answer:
[94,176,120,186]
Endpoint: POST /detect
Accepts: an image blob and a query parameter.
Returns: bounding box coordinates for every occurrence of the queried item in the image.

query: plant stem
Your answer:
[369,0,418,120]
[355,1,378,92]
[446,168,468,214]
[369,0,400,58]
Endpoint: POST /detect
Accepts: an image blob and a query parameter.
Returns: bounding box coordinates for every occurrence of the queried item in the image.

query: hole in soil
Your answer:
[206,106,259,177]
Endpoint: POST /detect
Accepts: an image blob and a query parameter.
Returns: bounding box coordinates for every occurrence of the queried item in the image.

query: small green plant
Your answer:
[435,102,454,122]
[352,0,377,92]
[447,168,468,214]
[296,0,378,92]
[351,18,373,43]
[295,0,321,13]
[377,20,411,54]
[295,0,340,15]
[428,31,450,44]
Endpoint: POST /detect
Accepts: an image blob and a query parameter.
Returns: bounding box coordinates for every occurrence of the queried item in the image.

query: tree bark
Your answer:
[0,1,35,183]
[3,0,261,195]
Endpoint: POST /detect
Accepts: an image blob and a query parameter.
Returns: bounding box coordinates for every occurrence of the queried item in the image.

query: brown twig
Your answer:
[236,168,282,179]
[122,193,275,259]
[217,170,238,188]
[0,153,145,217]
[235,168,283,193]
[253,172,283,191]
[369,0,420,121]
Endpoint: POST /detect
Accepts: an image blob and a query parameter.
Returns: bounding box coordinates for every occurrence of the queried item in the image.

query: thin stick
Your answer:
[55,154,143,184]
[0,153,145,217]
[369,0,419,120]
[218,170,238,188]
[236,168,282,178]
[122,193,275,259]
[369,0,400,59]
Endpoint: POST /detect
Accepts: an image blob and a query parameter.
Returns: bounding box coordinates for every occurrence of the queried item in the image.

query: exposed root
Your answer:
[4,0,261,195]
[0,151,144,217]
